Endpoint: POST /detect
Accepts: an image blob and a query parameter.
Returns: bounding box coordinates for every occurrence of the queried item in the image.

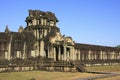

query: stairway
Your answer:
[75,62,86,72]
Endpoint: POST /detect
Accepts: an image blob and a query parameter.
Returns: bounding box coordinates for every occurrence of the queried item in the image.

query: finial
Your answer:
[18,26,24,33]
[5,25,10,33]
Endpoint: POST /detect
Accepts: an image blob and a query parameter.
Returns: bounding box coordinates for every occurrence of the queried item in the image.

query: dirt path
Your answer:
[75,72,120,80]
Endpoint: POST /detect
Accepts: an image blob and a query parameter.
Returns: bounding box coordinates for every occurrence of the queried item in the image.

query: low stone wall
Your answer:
[0,66,35,72]
[0,65,77,72]
[75,60,120,67]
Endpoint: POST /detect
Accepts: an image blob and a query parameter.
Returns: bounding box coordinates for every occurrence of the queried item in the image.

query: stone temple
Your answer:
[0,10,120,72]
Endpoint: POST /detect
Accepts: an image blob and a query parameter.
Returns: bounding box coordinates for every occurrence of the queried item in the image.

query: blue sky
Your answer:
[0,0,120,47]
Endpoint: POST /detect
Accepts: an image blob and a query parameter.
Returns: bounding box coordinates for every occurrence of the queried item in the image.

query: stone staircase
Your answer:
[40,60,87,72]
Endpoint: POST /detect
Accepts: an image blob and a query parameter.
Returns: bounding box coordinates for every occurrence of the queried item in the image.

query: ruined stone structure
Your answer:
[0,10,120,72]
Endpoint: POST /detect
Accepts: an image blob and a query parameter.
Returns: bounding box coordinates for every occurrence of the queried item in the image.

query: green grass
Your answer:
[0,71,99,80]
[1,65,119,80]
[85,65,120,72]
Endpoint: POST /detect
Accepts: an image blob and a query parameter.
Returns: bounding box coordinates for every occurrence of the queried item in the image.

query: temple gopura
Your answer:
[0,10,120,72]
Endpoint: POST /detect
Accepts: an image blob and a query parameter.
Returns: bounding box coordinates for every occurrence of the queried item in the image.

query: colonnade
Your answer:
[75,49,120,61]
[47,45,74,61]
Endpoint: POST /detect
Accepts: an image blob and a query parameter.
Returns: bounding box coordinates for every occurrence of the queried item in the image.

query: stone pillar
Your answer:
[48,46,50,58]
[70,47,74,60]
[103,51,106,60]
[34,30,36,37]
[94,50,96,60]
[100,50,103,60]
[16,51,19,58]
[75,50,77,60]
[37,20,39,25]
[36,41,39,56]
[23,42,26,59]
[37,29,39,39]
[110,52,112,60]
[72,47,75,60]
[112,51,115,60]
[53,47,56,61]
[44,30,47,37]
[41,18,43,25]
[8,38,12,60]
[102,51,104,60]
[5,51,8,59]
[44,19,46,25]
[40,41,44,57]
[88,50,90,60]
[58,46,61,60]
[78,50,80,60]
[49,45,54,59]
[33,19,37,25]
[118,52,120,59]
[64,46,66,60]
[66,51,70,60]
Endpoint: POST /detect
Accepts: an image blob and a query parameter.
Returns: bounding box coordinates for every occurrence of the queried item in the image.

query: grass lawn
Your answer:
[0,71,99,80]
[0,65,120,80]
[85,65,120,72]
[85,65,120,80]
[97,75,120,80]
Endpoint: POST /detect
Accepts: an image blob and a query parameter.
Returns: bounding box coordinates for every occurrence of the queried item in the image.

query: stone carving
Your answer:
[0,10,120,72]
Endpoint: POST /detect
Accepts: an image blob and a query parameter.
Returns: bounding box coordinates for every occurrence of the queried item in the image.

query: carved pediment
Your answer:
[65,37,74,45]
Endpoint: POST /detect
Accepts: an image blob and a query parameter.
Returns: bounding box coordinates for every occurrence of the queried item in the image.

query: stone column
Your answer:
[110,52,112,60]
[70,47,74,60]
[5,51,8,59]
[67,49,70,60]
[40,41,44,57]
[69,47,72,60]
[8,37,12,60]
[74,50,77,60]
[37,29,39,39]
[100,50,103,60]
[23,42,26,59]
[118,52,120,59]
[34,30,36,37]
[72,47,75,60]
[88,50,91,60]
[112,51,115,60]
[36,41,39,56]
[33,19,36,25]
[58,46,61,60]
[78,50,80,60]
[48,46,50,58]
[49,45,54,59]
[44,30,47,37]
[64,46,66,60]
[47,46,50,58]
[44,19,46,25]
[41,18,43,25]
[37,20,39,25]
[53,47,56,61]
[103,51,106,60]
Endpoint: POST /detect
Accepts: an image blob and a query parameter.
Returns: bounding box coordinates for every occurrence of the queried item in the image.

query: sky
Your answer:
[0,0,120,47]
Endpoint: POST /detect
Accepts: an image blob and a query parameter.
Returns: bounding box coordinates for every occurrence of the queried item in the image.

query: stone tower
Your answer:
[25,10,59,57]
[25,10,75,61]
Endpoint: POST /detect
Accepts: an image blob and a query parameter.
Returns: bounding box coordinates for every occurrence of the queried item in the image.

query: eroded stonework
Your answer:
[0,10,120,71]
